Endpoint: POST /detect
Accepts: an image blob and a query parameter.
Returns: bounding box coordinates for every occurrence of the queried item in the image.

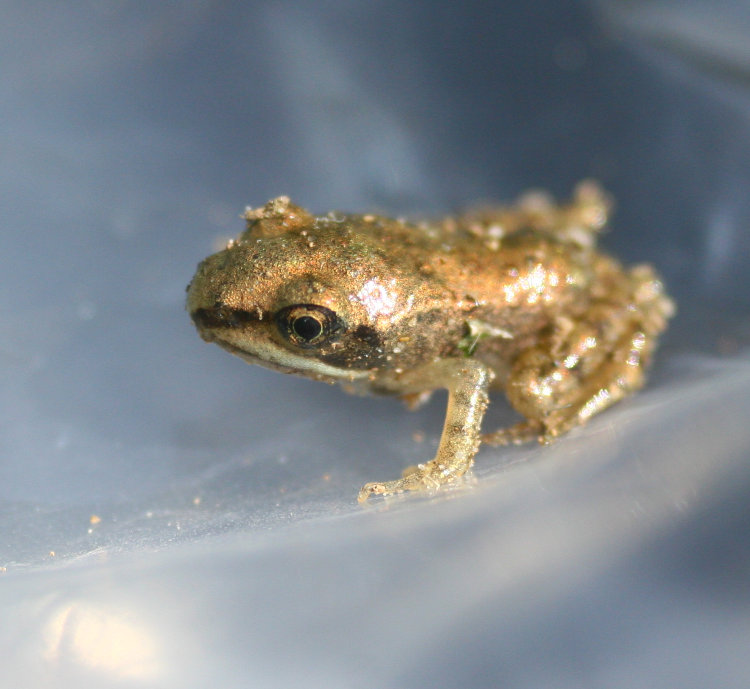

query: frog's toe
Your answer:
[358,470,443,502]
[358,479,411,502]
[358,482,388,503]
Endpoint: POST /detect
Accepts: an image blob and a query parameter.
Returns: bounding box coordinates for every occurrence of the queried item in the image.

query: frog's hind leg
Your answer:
[449,181,611,248]
[517,179,613,246]
[483,264,674,446]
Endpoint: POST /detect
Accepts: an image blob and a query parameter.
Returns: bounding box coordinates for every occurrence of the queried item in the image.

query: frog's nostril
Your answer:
[191,307,217,330]
[191,306,229,329]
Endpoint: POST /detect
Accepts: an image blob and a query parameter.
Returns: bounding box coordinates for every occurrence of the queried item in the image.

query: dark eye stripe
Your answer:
[190,306,260,330]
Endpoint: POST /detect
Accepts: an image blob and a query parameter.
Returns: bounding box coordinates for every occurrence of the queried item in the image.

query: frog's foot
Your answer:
[482,420,543,446]
[358,465,446,503]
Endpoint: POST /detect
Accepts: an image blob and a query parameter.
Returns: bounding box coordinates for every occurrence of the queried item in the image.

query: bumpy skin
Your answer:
[186,183,674,501]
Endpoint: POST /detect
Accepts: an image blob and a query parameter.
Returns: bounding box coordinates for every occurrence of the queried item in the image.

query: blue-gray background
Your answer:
[2,2,749,687]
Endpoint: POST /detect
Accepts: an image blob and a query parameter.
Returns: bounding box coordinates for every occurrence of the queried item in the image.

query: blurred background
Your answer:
[1,1,749,687]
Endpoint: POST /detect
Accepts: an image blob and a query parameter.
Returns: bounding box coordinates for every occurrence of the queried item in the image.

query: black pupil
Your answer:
[293,315,323,341]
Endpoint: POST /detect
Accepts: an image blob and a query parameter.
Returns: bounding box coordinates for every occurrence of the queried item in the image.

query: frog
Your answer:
[186,182,674,502]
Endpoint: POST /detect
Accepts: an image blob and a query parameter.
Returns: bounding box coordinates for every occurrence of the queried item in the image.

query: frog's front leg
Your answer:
[358,359,493,502]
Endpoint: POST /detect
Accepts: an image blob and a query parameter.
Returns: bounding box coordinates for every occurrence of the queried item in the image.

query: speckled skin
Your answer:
[187,183,674,501]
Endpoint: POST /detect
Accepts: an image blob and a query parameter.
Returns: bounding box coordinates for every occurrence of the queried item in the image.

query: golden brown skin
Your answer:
[186,183,674,501]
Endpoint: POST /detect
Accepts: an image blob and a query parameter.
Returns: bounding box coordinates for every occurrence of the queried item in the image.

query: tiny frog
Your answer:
[187,182,674,501]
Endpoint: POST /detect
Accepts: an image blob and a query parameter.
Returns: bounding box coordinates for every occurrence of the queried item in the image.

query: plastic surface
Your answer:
[2,2,749,687]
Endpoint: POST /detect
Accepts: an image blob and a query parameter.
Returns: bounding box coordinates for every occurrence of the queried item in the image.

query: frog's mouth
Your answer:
[213,338,303,376]
[190,307,371,383]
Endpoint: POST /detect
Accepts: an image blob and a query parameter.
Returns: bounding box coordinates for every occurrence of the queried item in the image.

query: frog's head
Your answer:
[187,197,438,384]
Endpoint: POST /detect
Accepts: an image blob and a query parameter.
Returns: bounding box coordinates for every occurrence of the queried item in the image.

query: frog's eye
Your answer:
[275,304,340,348]
[292,315,322,342]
